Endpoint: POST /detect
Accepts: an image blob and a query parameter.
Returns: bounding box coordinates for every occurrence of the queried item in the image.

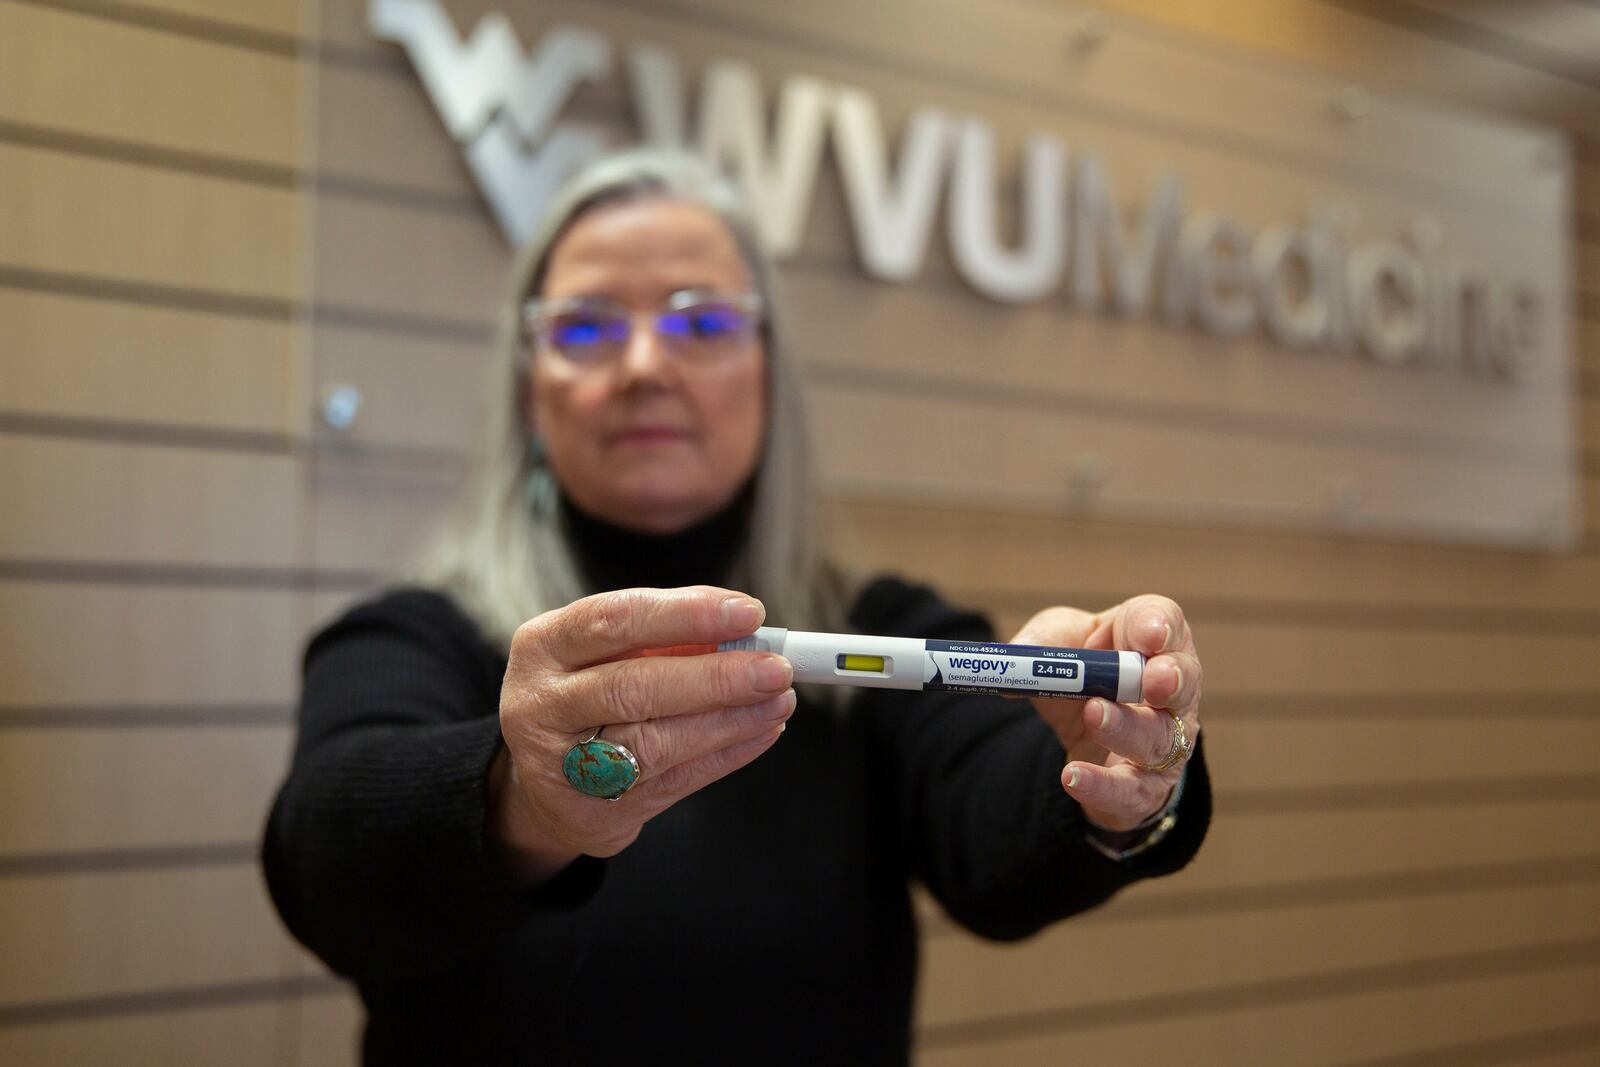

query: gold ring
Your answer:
[1128,711,1191,772]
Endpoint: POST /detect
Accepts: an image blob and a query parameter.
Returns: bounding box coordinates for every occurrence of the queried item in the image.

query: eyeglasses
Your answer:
[523,290,764,368]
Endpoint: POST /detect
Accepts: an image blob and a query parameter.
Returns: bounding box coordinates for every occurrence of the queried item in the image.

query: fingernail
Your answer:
[722,596,764,631]
[1067,766,1080,789]
[751,654,793,693]
[1094,699,1116,731]
[758,689,797,719]
[1169,665,1184,700]
[1160,620,1173,649]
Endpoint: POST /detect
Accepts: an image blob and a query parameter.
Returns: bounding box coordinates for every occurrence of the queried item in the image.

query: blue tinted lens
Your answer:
[659,304,748,342]
[550,313,628,353]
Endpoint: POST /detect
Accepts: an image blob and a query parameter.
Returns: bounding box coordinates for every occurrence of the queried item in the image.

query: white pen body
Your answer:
[722,628,1143,704]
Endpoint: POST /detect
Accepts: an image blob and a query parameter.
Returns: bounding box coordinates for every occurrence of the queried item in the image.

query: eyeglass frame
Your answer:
[520,289,767,369]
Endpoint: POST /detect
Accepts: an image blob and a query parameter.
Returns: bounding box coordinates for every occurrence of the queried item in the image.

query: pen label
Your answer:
[923,640,1127,701]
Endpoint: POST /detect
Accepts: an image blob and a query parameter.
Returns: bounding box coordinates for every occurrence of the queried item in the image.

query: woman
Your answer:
[261,148,1209,1065]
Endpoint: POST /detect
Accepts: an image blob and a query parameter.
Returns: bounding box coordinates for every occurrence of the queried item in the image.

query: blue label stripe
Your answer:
[925,640,1126,701]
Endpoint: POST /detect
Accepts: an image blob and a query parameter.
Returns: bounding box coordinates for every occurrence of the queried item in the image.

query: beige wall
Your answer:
[1,0,1597,1063]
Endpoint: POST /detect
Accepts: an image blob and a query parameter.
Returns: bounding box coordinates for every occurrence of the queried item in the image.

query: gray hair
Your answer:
[399,147,842,654]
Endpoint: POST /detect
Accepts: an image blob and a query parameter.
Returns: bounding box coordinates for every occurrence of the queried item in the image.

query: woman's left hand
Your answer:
[1008,594,1202,831]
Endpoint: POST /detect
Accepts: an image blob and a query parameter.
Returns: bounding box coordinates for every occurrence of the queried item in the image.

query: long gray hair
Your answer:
[400,147,841,654]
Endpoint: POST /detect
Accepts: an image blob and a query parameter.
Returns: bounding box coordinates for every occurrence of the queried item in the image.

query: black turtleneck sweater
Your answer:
[260,494,1211,1065]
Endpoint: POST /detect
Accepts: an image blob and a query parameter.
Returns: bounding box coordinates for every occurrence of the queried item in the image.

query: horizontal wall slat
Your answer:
[0,727,292,856]
[786,269,1571,461]
[295,987,362,1067]
[310,456,461,574]
[1512,1043,1600,1067]
[315,55,469,200]
[313,325,486,453]
[1362,0,1600,68]
[0,865,297,1007]
[1194,718,1600,791]
[0,583,306,705]
[831,498,1600,616]
[1108,800,1600,896]
[112,0,303,38]
[1090,0,1600,140]
[918,883,1600,1028]
[314,190,507,328]
[0,1,300,168]
[0,289,297,437]
[914,960,1600,1065]
[961,583,1600,641]
[0,142,300,301]
[915,852,1600,938]
[812,383,1578,552]
[0,998,283,1066]
[0,436,305,569]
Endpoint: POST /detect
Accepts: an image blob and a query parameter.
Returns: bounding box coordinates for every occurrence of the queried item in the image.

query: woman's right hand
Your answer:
[488,585,795,885]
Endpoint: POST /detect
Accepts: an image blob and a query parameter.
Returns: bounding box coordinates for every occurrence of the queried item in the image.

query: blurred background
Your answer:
[2,0,1597,1063]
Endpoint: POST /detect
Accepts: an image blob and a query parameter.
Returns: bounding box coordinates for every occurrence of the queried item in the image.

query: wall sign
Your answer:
[360,0,1577,549]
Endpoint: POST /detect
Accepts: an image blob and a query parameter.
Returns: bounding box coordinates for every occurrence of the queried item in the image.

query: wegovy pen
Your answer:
[716,628,1143,703]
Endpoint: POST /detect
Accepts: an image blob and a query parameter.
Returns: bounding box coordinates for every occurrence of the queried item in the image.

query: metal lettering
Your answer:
[1070,154,1185,317]
[1348,242,1427,364]
[1179,213,1256,337]
[831,88,951,281]
[1252,224,1330,348]
[627,42,687,147]
[697,60,832,257]
[948,123,1066,303]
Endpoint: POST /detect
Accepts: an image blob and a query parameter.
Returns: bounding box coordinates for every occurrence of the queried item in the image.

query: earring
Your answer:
[525,436,557,518]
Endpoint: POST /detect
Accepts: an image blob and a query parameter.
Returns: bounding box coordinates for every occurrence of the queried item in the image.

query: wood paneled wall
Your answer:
[1,0,1595,1063]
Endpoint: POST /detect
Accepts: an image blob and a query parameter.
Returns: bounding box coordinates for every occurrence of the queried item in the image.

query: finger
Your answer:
[1138,651,1203,712]
[628,722,787,812]
[606,689,796,781]
[1084,697,1193,769]
[1008,606,1101,649]
[1109,594,1191,658]
[1062,760,1174,831]
[517,586,766,671]
[549,650,794,731]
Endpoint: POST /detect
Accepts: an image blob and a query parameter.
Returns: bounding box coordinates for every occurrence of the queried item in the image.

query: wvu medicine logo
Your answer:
[370,0,1539,380]
[370,0,615,245]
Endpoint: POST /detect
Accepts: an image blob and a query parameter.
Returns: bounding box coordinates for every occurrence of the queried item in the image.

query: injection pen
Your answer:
[718,628,1143,703]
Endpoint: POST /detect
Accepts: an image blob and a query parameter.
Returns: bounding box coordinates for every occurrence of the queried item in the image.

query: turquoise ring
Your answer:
[562,727,640,801]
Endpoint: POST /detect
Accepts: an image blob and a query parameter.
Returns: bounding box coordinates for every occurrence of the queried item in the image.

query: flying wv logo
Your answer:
[369,0,613,245]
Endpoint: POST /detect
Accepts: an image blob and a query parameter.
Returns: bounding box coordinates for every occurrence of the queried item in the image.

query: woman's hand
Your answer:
[1009,595,1202,832]
[489,586,795,884]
